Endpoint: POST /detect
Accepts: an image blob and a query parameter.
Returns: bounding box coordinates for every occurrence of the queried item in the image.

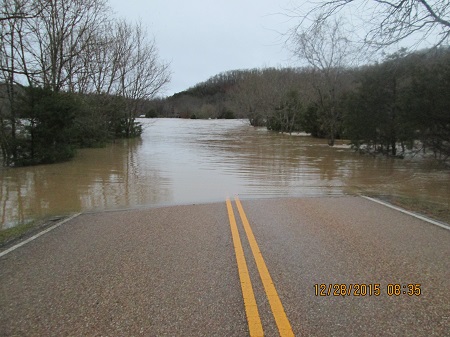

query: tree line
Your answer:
[152,46,450,164]
[0,0,170,166]
[149,0,449,164]
[2,0,448,166]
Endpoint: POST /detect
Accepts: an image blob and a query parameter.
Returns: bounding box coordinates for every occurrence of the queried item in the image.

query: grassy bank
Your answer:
[1,195,448,250]
[0,216,66,249]
[0,222,37,247]
[370,194,450,225]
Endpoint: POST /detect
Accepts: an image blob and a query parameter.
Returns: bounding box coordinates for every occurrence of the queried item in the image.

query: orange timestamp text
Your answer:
[314,283,422,297]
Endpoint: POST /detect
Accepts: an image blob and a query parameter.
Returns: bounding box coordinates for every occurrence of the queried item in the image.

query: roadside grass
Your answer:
[370,194,450,225]
[1,194,448,249]
[0,221,37,247]
[0,216,65,249]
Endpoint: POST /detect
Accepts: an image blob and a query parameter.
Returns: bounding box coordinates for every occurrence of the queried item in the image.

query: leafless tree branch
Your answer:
[289,0,450,49]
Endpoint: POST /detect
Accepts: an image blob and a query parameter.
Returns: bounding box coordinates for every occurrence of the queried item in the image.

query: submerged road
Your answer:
[1,196,449,336]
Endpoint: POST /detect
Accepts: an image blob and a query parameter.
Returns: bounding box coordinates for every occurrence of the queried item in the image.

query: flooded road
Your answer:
[1,118,449,229]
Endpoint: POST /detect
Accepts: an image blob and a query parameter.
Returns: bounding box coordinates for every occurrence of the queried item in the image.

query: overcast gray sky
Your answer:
[109,0,294,96]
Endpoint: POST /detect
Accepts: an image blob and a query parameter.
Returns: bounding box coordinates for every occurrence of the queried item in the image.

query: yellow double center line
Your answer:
[226,197,294,337]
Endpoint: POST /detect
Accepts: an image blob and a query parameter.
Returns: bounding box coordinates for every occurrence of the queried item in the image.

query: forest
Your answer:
[1,0,449,166]
[0,0,170,166]
[152,0,450,164]
[150,47,450,164]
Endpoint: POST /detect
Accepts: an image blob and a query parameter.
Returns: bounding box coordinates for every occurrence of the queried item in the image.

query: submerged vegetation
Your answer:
[1,0,449,166]
[150,47,450,165]
[0,220,35,247]
[0,0,170,167]
[147,0,450,165]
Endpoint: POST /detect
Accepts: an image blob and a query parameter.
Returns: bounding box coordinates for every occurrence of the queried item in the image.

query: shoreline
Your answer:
[0,215,70,251]
[2,195,449,254]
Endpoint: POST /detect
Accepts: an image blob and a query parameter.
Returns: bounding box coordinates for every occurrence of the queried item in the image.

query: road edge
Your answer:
[361,196,450,231]
[0,213,82,258]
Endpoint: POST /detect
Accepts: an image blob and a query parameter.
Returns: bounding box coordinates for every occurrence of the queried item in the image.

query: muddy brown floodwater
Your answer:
[1,118,449,229]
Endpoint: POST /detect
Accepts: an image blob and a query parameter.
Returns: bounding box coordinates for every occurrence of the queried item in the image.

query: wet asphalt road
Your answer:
[1,196,449,336]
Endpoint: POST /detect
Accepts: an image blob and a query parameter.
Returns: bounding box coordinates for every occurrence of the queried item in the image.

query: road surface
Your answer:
[1,196,449,336]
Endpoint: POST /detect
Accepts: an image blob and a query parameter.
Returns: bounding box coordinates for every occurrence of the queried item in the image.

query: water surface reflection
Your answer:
[1,119,449,228]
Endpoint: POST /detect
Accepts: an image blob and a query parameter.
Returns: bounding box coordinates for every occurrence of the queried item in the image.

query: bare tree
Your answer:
[290,0,450,48]
[115,21,171,101]
[289,17,356,145]
[0,0,37,163]
[231,68,296,126]
[22,0,109,92]
[0,0,43,22]
[113,20,171,136]
[231,70,270,126]
[0,0,171,166]
[82,22,118,95]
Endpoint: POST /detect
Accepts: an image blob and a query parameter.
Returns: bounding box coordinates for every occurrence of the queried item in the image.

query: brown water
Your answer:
[1,118,449,229]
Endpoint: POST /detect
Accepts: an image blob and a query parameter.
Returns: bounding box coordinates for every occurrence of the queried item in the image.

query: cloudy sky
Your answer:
[109,0,295,96]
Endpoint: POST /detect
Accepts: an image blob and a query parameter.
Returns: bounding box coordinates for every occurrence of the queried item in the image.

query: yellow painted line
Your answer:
[235,197,295,337]
[226,198,264,337]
